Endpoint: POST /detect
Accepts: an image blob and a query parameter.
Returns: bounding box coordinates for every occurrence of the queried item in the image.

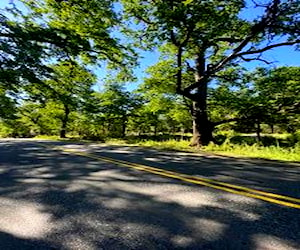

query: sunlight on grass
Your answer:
[106,139,193,151]
[204,142,300,162]
[32,134,300,163]
[33,135,61,140]
[106,138,300,162]
[137,139,191,151]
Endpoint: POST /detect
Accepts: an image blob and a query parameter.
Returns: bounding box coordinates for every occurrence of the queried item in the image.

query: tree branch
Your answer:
[170,29,180,47]
[239,54,274,65]
[236,40,300,57]
[212,117,242,127]
[180,0,300,94]
[210,0,281,72]
[134,13,154,25]
[215,37,243,43]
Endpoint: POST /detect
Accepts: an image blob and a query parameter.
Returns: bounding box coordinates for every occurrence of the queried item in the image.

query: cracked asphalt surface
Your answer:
[0,139,299,249]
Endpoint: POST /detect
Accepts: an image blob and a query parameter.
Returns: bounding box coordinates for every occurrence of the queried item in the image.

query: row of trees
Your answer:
[1,66,299,140]
[0,0,299,145]
[0,80,192,139]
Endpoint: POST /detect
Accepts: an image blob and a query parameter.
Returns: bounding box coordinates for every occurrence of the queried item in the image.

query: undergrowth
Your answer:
[30,132,300,163]
[204,141,300,162]
[106,138,300,162]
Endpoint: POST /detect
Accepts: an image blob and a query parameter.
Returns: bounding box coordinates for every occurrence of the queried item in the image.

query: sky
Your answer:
[1,0,299,91]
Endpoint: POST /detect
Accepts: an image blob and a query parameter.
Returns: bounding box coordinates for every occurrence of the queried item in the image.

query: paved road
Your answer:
[0,139,299,250]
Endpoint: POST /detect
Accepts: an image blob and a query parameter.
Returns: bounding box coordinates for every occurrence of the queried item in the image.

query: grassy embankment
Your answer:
[32,132,300,162]
[106,132,300,162]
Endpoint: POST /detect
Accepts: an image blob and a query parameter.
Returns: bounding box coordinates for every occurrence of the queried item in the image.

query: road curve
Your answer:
[0,139,299,250]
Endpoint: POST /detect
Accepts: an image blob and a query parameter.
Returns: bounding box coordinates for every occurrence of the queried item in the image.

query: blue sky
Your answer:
[1,0,299,91]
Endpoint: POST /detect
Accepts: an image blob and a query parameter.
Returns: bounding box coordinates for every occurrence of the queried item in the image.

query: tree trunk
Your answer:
[270,124,274,134]
[154,124,157,136]
[256,118,261,142]
[190,99,214,146]
[191,53,213,146]
[189,81,214,146]
[121,117,127,138]
[188,52,214,146]
[60,105,70,138]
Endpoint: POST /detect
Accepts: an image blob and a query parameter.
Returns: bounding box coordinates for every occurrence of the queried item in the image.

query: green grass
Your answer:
[33,134,91,143]
[106,138,300,162]
[136,139,192,151]
[32,134,300,163]
[237,133,290,139]
[106,138,194,151]
[204,142,300,162]
[33,135,61,140]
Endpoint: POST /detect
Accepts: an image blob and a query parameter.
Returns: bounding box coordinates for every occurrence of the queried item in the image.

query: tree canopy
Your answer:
[0,0,299,145]
[122,0,300,145]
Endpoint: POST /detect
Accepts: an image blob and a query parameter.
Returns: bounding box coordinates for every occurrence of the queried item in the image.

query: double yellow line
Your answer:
[48,145,300,209]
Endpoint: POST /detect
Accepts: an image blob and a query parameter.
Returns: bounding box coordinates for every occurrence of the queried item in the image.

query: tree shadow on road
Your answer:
[0,231,56,250]
[0,140,299,249]
[75,143,300,198]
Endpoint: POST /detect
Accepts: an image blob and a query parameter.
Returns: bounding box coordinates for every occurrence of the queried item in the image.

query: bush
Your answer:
[286,131,300,145]
[0,121,34,138]
[0,122,13,137]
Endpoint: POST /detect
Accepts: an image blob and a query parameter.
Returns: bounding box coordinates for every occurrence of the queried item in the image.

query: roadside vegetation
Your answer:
[103,132,300,162]
[7,131,298,162]
[0,1,299,163]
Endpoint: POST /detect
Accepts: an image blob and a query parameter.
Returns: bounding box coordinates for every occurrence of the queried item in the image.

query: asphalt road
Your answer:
[0,139,299,250]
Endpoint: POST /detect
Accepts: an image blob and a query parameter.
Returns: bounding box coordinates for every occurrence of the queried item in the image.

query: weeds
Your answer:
[204,141,300,162]
[29,132,300,162]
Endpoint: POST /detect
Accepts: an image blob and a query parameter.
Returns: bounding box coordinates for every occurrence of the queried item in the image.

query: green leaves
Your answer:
[183,0,193,5]
[22,0,135,69]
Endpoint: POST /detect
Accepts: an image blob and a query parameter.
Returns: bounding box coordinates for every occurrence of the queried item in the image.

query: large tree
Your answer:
[1,0,135,128]
[253,66,300,133]
[122,0,300,145]
[25,61,96,138]
[95,82,140,137]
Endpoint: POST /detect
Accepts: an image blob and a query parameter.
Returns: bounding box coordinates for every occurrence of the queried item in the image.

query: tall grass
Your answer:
[136,139,191,151]
[106,137,300,162]
[33,132,300,162]
[204,141,300,162]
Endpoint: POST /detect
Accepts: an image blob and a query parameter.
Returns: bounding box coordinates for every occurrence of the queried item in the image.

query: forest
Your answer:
[0,0,299,161]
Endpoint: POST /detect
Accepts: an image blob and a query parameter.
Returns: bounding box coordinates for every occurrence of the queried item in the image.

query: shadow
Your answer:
[124,134,192,143]
[118,133,298,147]
[0,231,56,249]
[0,139,299,249]
[69,143,300,198]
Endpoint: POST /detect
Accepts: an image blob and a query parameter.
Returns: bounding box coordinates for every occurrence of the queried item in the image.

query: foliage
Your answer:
[0,88,17,119]
[23,0,136,78]
[94,82,141,137]
[105,135,300,162]
[253,66,300,132]
[122,0,300,145]
[204,142,300,162]
[0,0,299,163]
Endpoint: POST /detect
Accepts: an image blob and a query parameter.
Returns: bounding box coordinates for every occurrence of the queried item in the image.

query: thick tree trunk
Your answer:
[188,52,214,146]
[189,52,214,146]
[60,126,67,139]
[189,85,214,146]
[60,105,70,138]
[190,100,214,146]
[175,48,215,146]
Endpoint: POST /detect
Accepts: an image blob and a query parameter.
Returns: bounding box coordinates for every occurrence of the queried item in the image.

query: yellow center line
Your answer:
[72,151,300,203]
[40,144,300,209]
